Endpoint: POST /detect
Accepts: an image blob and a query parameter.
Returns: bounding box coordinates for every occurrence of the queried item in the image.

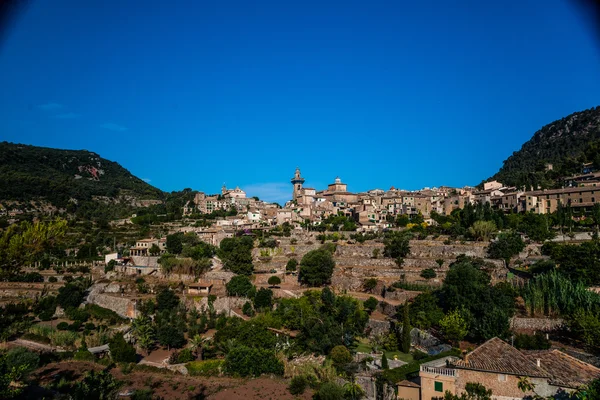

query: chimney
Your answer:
[536,359,541,368]
[464,353,470,363]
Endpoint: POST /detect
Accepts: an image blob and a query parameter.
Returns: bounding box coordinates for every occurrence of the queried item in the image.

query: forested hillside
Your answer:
[486,106,600,189]
[0,142,163,215]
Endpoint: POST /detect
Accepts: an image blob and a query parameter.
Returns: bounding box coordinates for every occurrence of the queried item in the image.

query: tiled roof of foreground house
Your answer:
[453,337,549,378]
[454,338,600,388]
[523,349,600,388]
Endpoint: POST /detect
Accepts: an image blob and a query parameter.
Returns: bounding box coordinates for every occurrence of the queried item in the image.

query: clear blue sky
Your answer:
[1,0,599,203]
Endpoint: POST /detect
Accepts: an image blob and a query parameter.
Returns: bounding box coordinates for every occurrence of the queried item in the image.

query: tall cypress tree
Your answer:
[401,300,411,353]
[381,352,389,370]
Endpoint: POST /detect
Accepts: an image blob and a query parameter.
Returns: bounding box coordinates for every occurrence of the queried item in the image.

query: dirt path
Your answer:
[10,338,65,353]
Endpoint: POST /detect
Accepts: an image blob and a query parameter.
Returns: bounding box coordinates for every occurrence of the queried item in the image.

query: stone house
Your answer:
[129,238,166,257]
[418,338,600,400]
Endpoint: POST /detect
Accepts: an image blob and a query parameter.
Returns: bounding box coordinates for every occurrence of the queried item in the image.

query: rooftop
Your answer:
[453,337,548,378]
[523,349,600,388]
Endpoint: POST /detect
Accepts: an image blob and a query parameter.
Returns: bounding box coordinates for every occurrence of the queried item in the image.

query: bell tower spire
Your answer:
[291,167,305,201]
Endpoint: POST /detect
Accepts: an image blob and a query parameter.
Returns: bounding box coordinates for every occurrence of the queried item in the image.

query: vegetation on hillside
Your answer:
[486,106,600,189]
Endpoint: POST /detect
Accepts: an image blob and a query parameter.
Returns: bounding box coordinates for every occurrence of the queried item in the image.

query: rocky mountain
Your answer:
[486,106,600,189]
[0,142,164,217]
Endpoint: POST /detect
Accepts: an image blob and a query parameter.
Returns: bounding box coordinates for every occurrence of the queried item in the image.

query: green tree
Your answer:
[401,300,411,353]
[219,237,254,275]
[253,288,274,310]
[381,352,389,370]
[242,301,254,317]
[226,275,254,297]
[56,282,85,309]
[298,249,335,286]
[569,309,600,352]
[383,231,411,259]
[364,297,378,314]
[156,287,179,311]
[286,258,298,272]
[330,345,353,370]
[469,220,497,241]
[267,275,281,287]
[3,347,39,379]
[157,324,186,349]
[439,309,468,346]
[109,333,137,363]
[71,370,122,400]
[592,203,600,235]
[440,257,515,341]
[0,219,67,278]
[131,316,155,355]
[363,278,378,293]
[166,233,183,254]
[487,232,525,264]
[148,243,161,256]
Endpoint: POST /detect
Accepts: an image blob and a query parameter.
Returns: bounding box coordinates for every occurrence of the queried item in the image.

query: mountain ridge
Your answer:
[485,106,600,189]
[0,141,164,210]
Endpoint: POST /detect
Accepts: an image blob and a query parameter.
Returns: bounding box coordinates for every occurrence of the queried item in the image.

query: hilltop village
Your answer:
[1,164,600,400]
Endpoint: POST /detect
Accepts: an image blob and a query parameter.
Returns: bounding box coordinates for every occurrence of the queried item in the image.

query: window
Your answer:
[498,374,507,382]
[434,381,443,392]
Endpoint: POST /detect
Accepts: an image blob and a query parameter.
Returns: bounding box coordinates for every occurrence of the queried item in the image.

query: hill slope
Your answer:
[487,106,600,189]
[0,142,163,209]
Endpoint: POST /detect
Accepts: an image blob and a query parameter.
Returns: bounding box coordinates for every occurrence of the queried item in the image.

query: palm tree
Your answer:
[189,334,204,360]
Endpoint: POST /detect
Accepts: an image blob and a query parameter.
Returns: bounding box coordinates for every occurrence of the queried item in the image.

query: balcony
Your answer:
[420,365,457,377]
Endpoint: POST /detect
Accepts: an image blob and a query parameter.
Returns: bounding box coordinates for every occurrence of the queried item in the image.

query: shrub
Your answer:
[131,388,154,400]
[74,348,95,361]
[329,345,352,369]
[85,322,96,331]
[364,297,379,313]
[109,333,137,363]
[51,330,78,348]
[420,268,437,280]
[513,333,551,350]
[49,276,58,283]
[224,346,283,377]
[411,350,428,360]
[57,283,85,309]
[57,322,69,331]
[4,347,39,377]
[175,348,194,364]
[242,301,254,317]
[363,278,378,292]
[289,375,308,395]
[65,307,89,322]
[186,359,224,376]
[314,382,345,400]
[85,304,126,325]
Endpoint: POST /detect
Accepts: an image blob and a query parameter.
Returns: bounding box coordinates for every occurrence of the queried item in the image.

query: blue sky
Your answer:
[1,0,599,203]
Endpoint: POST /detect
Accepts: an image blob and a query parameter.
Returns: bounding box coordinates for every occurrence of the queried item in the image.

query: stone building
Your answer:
[418,338,600,400]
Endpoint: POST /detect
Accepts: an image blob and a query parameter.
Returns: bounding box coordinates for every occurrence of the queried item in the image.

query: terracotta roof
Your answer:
[453,338,548,378]
[523,350,600,388]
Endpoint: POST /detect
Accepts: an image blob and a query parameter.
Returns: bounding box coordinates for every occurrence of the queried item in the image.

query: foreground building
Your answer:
[418,338,600,400]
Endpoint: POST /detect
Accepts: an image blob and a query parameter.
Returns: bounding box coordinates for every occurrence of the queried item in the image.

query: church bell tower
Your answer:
[291,167,305,201]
